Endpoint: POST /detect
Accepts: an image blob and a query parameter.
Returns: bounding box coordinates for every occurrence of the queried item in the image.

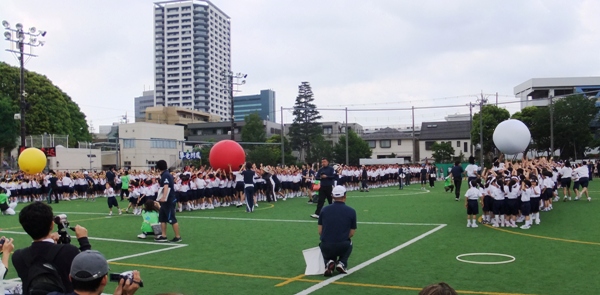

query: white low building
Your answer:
[117,122,185,170]
[48,146,102,172]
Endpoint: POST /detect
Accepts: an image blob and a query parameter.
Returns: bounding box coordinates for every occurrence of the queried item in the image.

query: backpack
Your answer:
[23,245,67,295]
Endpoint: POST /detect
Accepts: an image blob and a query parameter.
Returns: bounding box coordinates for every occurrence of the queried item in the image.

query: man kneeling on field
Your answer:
[318,185,357,277]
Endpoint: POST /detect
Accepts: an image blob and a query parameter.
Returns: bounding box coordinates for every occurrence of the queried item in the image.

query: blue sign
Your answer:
[179,151,201,160]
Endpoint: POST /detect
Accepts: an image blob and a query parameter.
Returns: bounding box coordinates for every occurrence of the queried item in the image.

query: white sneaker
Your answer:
[553,196,559,202]
[109,212,113,216]
[137,233,147,239]
[535,219,540,225]
[467,223,471,228]
[575,197,580,201]
[520,225,530,229]
[471,223,478,228]
[255,203,259,207]
[492,223,499,228]
[310,214,319,219]
[568,197,572,201]
[588,197,592,202]
[119,210,122,215]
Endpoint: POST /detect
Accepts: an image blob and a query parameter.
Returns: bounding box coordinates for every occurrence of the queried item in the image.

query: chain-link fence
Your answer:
[18,134,70,148]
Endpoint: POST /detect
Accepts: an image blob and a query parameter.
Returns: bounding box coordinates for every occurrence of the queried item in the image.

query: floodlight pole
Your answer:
[3,21,46,149]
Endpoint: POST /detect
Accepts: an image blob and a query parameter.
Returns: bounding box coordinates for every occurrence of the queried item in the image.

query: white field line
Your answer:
[44,212,443,226]
[107,244,188,262]
[350,191,429,198]
[0,230,188,262]
[294,224,447,295]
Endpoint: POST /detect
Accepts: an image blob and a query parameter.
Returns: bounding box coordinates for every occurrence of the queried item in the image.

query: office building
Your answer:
[154,0,231,120]
[233,89,276,122]
[134,90,156,121]
[514,77,600,109]
[141,106,220,125]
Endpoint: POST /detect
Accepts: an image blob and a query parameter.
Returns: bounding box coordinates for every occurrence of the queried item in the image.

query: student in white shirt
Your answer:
[104,183,122,216]
[519,180,533,229]
[465,156,480,183]
[559,161,573,201]
[575,161,591,201]
[464,180,483,228]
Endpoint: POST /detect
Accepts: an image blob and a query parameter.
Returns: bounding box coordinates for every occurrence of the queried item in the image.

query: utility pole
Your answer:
[411,106,416,163]
[3,21,46,148]
[550,96,554,157]
[468,103,475,157]
[345,107,349,165]
[220,71,247,141]
[477,93,488,167]
[280,106,285,166]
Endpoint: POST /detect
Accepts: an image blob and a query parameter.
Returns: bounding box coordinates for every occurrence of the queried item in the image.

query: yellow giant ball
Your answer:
[18,147,47,174]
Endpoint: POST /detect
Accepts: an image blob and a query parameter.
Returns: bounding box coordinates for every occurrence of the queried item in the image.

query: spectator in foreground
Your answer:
[419,282,458,295]
[12,202,91,294]
[48,250,142,295]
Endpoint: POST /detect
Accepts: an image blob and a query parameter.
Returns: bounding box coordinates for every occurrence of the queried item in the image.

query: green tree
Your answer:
[0,62,91,147]
[0,95,19,155]
[431,141,455,163]
[241,113,266,147]
[246,135,296,166]
[471,105,510,163]
[511,106,551,153]
[552,95,597,159]
[333,129,372,166]
[306,135,334,165]
[288,82,322,161]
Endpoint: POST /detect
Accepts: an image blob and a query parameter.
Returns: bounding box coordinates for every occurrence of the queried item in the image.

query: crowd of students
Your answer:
[459,156,593,230]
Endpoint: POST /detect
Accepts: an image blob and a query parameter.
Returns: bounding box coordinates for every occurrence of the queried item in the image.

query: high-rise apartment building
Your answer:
[233,89,276,122]
[154,0,231,121]
[134,90,155,122]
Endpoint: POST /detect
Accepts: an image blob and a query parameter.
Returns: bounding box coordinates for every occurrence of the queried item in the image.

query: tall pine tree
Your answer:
[288,82,322,161]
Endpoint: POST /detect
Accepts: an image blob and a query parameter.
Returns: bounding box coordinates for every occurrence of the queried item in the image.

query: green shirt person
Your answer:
[121,172,131,190]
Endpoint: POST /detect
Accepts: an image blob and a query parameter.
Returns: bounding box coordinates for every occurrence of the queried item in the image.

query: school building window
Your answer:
[367,140,376,149]
[124,161,131,167]
[425,141,435,151]
[464,142,468,153]
[151,138,177,149]
[456,141,460,147]
[397,140,402,145]
[323,126,333,135]
[123,139,135,149]
[380,140,391,148]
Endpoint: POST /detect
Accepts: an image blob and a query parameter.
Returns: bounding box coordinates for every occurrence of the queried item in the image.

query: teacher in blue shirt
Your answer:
[311,158,336,219]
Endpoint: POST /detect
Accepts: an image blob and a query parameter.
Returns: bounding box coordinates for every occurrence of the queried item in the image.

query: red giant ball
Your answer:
[209,140,246,171]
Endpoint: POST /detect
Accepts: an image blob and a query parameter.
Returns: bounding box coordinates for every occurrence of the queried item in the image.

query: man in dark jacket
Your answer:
[12,202,91,294]
[311,158,336,219]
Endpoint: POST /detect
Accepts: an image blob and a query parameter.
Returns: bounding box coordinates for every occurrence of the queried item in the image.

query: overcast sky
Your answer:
[2,0,599,132]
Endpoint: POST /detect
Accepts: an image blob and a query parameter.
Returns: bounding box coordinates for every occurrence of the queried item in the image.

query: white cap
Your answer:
[332,185,346,198]
[83,171,88,175]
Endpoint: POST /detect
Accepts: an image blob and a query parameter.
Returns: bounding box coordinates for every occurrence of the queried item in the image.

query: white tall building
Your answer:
[154,0,231,121]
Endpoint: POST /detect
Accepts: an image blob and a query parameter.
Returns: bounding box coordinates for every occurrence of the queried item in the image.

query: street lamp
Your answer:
[220,70,247,141]
[3,20,46,148]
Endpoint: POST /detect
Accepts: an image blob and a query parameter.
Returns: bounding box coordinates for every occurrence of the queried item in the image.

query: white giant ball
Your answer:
[493,119,531,155]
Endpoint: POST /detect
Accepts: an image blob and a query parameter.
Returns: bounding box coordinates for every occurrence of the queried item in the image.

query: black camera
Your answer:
[109,271,144,287]
[54,214,74,244]
[0,237,5,246]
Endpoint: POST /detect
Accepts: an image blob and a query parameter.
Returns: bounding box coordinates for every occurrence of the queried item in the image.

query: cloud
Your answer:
[1,0,599,132]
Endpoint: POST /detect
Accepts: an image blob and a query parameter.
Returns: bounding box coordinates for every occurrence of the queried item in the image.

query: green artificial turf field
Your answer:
[2,181,599,295]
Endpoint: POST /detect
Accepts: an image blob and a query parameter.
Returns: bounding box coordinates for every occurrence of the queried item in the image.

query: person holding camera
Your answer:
[48,250,142,295]
[12,202,92,294]
[1,237,15,295]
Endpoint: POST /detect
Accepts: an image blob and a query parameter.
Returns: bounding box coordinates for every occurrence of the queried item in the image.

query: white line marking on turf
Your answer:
[108,244,188,262]
[0,230,188,262]
[294,224,447,295]
[46,212,443,226]
[350,191,429,198]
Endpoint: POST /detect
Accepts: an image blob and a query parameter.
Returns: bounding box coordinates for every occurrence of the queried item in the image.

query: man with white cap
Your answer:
[48,250,142,295]
[317,185,357,277]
